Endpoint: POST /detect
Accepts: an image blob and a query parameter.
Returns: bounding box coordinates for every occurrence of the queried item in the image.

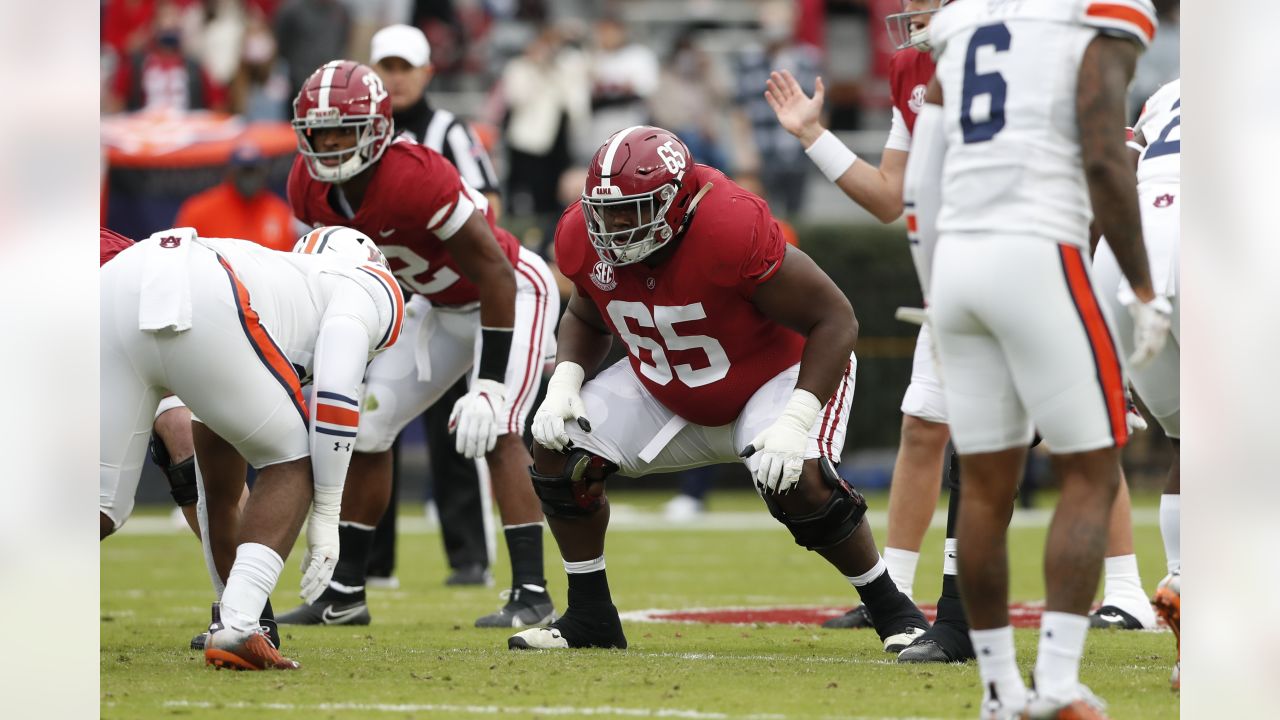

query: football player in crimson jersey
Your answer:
[506,125,928,652]
[766,0,1160,662]
[277,60,561,629]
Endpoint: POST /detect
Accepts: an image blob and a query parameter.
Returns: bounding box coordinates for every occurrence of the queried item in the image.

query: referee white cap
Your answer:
[371,24,431,68]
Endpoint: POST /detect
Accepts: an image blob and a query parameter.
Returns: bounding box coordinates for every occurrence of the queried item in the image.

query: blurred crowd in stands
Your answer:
[101,0,1180,227]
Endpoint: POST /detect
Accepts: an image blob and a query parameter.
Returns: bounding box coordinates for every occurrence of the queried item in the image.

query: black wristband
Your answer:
[478,327,514,382]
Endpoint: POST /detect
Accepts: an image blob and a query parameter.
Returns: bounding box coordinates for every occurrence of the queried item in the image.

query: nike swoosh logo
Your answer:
[1098,614,1126,624]
[321,604,365,624]
[378,228,396,237]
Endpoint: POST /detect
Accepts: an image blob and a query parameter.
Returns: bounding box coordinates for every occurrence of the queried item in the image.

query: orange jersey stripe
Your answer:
[316,403,360,427]
[905,214,919,234]
[1087,3,1156,42]
[361,265,405,348]
[1059,245,1127,446]
[217,256,309,424]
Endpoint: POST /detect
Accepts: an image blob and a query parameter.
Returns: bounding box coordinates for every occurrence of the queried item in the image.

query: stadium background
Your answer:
[101,0,1181,507]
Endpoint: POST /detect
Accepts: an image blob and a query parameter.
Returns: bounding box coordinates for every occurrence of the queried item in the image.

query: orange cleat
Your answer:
[1152,573,1180,690]
[205,627,300,671]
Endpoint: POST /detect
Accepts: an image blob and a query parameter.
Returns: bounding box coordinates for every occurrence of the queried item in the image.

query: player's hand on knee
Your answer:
[741,389,822,495]
[300,511,339,603]
[1127,295,1172,368]
[532,362,590,452]
[449,379,505,459]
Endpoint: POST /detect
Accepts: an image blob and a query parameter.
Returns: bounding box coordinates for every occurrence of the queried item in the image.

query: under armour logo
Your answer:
[159,235,182,248]
[334,441,351,452]
[1154,194,1175,208]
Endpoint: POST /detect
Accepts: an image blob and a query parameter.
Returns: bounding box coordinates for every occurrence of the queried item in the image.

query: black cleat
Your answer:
[476,584,556,628]
[446,563,494,587]
[276,596,370,626]
[1088,604,1146,630]
[822,604,874,629]
[898,590,973,663]
[508,603,627,650]
[868,597,930,653]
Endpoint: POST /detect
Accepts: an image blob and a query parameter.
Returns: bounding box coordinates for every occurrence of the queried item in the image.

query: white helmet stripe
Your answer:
[317,60,343,110]
[598,125,647,189]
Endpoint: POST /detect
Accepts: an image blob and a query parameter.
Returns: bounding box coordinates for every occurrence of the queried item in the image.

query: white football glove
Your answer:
[532,362,590,451]
[1125,388,1148,433]
[742,389,822,494]
[299,509,339,603]
[448,378,505,459]
[1127,295,1172,369]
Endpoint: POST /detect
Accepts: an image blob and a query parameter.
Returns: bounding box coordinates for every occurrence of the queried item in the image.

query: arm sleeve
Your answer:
[307,285,382,515]
[885,107,912,152]
[1080,0,1157,48]
[901,102,947,301]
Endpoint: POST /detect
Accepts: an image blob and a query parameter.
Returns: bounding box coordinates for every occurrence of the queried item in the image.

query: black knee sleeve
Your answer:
[529,449,617,518]
[763,457,868,551]
[150,432,198,507]
[165,456,199,507]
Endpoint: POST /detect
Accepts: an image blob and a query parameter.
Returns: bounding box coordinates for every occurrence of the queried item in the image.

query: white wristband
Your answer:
[779,389,824,435]
[805,130,857,183]
[547,361,586,393]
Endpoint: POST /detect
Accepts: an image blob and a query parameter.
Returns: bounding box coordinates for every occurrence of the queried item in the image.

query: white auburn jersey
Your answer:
[192,236,403,379]
[930,0,1157,248]
[1134,79,1180,188]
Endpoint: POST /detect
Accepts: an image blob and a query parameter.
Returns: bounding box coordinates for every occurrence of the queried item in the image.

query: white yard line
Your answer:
[159,699,946,720]
[120,507,1159,536]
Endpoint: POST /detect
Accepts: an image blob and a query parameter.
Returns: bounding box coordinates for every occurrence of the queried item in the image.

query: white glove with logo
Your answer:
[741,389,822,494]
[1125,388,1148,433]
[449,379,505,459]
[1127,295,1172,369]
[532,362,590,451]
[299,503,340,603]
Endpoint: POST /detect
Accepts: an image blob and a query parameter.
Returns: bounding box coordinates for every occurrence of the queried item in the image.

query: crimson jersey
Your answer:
[101,227,135,266]
[889,49,937,134]
[288,139,520,307]
[556,165,805,427]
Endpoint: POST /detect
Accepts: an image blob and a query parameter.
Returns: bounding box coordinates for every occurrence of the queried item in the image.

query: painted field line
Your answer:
[121,507,1158,536]
[161,700,945,720]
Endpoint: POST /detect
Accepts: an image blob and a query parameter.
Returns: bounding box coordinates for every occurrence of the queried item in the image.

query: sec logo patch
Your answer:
[591,261,617,291]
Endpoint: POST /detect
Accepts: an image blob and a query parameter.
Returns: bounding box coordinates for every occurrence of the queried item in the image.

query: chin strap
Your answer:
[674,182,715,240]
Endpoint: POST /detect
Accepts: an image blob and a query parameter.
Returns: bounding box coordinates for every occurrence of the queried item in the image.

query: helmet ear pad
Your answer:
[581,126,698,266]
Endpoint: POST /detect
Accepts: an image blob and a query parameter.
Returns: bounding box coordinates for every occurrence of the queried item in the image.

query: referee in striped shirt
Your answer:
[366,24,502,588]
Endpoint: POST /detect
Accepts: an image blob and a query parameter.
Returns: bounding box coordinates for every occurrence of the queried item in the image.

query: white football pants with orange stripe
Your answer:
[100,243,311,530]
[353,246,559,453]
[931,234,1130,455]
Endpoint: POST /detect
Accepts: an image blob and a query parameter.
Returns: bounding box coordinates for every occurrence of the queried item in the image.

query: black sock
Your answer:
[855,566,906,617]
[321,522,373,601]
[261,598,275,622]
[567,569,613,608]
[505,524,546,589]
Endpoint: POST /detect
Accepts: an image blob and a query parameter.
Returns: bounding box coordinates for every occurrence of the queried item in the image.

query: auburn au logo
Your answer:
[159,235,182,248]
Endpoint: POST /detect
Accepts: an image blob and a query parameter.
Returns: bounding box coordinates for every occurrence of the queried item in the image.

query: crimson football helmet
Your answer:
[581,125,699,266]
[885,0,952,52]
[292,60,393,182]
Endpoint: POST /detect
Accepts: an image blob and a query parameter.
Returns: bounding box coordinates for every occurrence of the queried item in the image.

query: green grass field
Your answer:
[101,489,1178,719]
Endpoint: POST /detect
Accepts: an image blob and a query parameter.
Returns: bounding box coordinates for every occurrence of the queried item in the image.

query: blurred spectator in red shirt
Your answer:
[106,0,224,113]
[173,141,296,250]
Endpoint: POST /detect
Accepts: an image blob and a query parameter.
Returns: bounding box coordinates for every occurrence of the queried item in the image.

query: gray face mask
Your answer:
[232,170,267,198]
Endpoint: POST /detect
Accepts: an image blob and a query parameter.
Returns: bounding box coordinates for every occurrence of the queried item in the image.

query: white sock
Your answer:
[1101,554,1156,626]
[220,543,283,632]
[884,547,920,599]
[942,538,958,577]
[1033,611,1089,701]
[847,556,887,587]
[970,626,1027,708]
[1160,494,1180,575]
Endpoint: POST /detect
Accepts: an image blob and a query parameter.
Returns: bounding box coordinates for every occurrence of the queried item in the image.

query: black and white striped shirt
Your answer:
[393,98,500,198]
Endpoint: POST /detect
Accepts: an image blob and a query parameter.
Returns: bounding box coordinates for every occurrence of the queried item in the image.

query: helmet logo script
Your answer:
[656,140,686,176]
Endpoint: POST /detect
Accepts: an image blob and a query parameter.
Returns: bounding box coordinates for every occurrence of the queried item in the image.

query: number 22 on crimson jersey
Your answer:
[606,301,729,387]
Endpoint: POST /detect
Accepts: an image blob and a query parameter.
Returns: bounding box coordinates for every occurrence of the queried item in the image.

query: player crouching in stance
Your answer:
[100,225,403,669]
[507,126,928,652]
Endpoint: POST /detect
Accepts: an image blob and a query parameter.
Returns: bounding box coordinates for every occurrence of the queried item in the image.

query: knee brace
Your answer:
[529,449,617,518]
[763,457,867,551]
[149,432,199,507]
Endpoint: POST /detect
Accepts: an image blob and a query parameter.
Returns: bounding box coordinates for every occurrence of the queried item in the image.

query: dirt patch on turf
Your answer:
[621,603,1047,628]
